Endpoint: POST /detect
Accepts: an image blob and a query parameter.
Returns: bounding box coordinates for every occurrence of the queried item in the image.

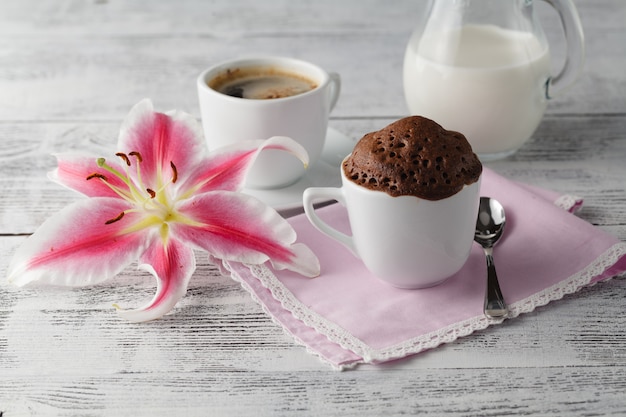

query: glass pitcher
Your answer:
[403,0,584,160]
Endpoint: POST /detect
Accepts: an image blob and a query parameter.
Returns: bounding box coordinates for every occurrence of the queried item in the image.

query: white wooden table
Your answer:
[1,1,625,415]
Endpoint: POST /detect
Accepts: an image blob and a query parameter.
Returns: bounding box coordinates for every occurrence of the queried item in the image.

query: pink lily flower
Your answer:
[7,99,319,322]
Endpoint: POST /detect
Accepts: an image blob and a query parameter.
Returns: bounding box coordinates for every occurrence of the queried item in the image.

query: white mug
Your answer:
[303,163,481,289]
[197,56,341,189]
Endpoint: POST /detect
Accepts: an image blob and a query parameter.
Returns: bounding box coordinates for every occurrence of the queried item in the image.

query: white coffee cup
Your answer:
[303,162,481,289]
[197,56,341,189]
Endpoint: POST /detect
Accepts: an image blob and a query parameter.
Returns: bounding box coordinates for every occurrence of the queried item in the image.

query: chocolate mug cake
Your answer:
[343,116,482,200]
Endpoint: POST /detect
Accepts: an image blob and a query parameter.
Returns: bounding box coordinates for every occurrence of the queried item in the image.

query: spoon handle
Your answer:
[483,249,508,319]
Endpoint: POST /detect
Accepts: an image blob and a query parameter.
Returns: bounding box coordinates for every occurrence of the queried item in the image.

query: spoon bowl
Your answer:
[474,197,508,318]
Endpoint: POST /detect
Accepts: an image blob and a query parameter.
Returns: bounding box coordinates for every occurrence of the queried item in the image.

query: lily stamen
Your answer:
[129,151,143,163]
[86,170,134,201]
[116,152,131,166]
[97,157,144,202]
[86,173,107,181]
[129,151,144,193]
[105,211,125,225]
[147,188,156,198]
[170,161,178,184]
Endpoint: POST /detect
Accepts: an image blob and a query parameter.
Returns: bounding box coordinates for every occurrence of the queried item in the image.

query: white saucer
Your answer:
[242,127,355,212]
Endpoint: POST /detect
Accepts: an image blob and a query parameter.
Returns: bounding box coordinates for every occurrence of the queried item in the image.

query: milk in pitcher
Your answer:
[403,24,551,158]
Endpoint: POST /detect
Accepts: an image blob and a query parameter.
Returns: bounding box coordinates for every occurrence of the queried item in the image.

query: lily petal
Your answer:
[180,136,309,194]
[117,99,206,188]
[8,198,151,287]
[50,153,129,198]
[173,191,319,277]
[116,237,195,322]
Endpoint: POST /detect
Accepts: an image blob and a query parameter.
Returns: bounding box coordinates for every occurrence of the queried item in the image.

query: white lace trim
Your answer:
[223,260,348,370]
[226,241,626,370]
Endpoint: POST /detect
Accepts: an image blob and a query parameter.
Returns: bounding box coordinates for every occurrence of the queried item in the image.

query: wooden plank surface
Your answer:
[1,0,626,415]
[0,1,624,121]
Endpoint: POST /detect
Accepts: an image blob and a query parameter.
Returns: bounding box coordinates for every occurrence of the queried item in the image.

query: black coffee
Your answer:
[209,66,317,99]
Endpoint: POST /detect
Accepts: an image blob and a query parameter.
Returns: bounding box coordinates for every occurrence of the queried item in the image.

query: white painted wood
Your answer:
[1,0,626,415]
[0,1,624,121]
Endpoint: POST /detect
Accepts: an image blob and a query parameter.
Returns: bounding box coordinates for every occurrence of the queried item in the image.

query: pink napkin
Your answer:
[223,168,626,369]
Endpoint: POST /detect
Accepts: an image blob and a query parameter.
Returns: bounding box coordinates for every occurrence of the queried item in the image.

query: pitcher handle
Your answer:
[542,0,585,99]
[303,187,358,256]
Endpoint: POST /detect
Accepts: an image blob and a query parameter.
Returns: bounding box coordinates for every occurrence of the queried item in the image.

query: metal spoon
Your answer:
[474,197,508,319]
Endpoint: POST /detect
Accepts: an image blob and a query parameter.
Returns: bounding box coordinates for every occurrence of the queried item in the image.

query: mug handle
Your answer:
[303,187,358,256]
[541,0,585,98]
[328,72,341,111]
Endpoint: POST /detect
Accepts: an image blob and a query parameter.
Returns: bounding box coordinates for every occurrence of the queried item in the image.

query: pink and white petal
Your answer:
[172,191,319,277]
[272,242,320,277]
[50,153,128,198]
[117,99,206,188]
[7,198,151,287]
[180,136,309,194]
[115,237,195,322]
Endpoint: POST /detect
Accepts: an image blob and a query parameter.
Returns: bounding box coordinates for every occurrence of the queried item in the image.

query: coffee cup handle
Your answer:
[328,72,341,111]
[303,187,357,256]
